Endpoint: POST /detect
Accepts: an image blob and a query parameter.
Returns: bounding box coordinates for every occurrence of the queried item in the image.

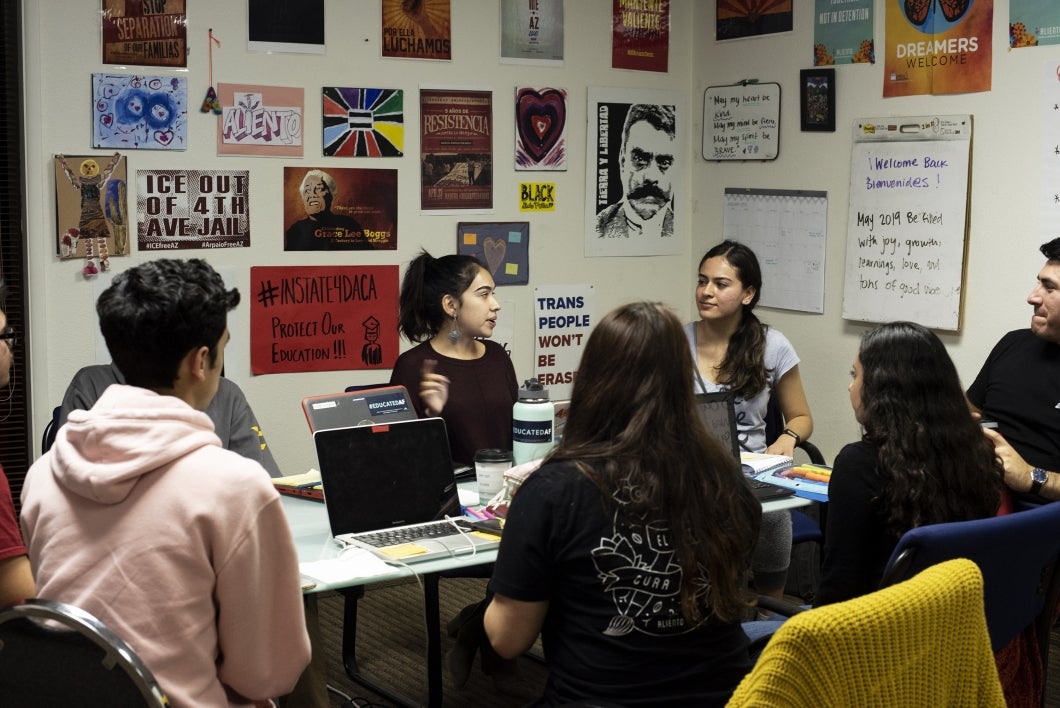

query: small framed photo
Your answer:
[800,68,835,132]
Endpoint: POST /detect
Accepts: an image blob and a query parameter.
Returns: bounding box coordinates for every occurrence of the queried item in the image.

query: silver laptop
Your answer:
[313,418,500,562]
[302,385,418,433]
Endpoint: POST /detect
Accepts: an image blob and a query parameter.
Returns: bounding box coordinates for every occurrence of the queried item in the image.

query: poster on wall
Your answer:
[248,0,324,54]
[420,88,493,211]
[500,0,564,65]
[585,86,684,257]
[813,0,874,65]
[612,0,669,72]
[323,87,404,157]
[716,0,793,41]
[1041,61,1060,243]
[136,169,250,250]
[92,73,187,150]
[217,83,304,157]
[54,153,129,271]
[1011,1,1060,47]
[101,0,187,67]
[249,265,399,375]
[381,0,452,61]
[533,283,594,401]
[884,0,992,97]
[456,222,529,286]
[283,167,397,251]
[515,87,567,171]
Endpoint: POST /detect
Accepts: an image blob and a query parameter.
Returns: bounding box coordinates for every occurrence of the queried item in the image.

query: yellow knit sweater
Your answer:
[728,558,1005,707]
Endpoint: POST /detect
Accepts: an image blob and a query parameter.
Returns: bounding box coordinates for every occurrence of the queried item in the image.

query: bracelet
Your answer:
[782,428,802,445]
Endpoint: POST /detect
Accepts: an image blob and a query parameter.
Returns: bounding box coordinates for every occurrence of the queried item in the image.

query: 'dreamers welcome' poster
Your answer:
[884,0,993,97]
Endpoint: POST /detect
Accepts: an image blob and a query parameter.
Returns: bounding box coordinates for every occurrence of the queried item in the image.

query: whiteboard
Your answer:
[702,82,780,161]
[841,116,972,331]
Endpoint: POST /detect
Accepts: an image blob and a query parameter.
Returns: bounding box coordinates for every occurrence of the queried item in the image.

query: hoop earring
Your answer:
[447,311,461,341]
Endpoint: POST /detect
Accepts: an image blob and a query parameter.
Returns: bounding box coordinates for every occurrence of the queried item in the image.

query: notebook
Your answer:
[694,392,794,502]
[313,418,500,562]
[302,385,418,433]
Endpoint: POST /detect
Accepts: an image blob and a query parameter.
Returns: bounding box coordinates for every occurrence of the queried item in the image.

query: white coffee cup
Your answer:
[473,448,513,505]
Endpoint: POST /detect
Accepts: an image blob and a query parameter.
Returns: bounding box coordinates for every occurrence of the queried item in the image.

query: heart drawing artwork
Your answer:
[515,87,567,169]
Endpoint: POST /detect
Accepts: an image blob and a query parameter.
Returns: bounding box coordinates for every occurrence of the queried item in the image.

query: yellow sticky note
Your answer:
[505,263,519,275]
[463,232,478,245]
[378,543,429,558]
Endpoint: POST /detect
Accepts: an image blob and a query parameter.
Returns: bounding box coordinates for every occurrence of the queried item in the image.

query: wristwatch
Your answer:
[782,428,801,445]
[1030,467,1049,495]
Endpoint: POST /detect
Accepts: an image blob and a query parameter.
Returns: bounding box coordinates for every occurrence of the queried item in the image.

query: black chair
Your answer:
[0,598,169,707]
[40,405,61,453]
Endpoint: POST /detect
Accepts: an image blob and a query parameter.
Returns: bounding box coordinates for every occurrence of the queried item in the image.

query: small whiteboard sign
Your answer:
[702,82,780,161]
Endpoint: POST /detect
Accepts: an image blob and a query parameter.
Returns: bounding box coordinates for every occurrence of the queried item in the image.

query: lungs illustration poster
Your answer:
[92,73,187,150]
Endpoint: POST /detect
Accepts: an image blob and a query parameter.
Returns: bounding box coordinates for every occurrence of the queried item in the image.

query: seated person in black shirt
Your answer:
[484,302,761,708]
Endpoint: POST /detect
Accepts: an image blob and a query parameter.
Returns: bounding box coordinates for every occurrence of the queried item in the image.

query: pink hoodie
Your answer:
[21,385,310,707]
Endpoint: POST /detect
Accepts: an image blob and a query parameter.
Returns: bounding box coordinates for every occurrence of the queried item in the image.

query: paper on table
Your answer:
[300,548,394,585]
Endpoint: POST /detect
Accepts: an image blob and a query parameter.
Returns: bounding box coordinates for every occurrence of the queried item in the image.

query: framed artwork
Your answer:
[800,68,835,132]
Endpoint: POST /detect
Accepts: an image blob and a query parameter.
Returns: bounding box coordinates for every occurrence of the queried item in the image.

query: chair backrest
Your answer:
[728,559,1005,707]
[0,598,169,707]
[880,500,1060,654]
[764,393,825,464]
[41,404,61,453]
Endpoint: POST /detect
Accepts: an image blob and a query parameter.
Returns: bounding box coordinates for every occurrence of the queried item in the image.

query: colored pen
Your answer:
[480,508,497,519]
[464,506,487,520]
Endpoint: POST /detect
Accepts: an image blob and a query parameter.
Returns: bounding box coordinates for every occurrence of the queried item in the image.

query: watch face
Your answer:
[1033,468,1049,484]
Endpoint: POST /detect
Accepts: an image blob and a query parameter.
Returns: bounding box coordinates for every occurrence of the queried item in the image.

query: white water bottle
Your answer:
[512,378,554,465]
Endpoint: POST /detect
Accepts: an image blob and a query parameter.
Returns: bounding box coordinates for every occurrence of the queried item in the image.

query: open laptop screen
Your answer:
[694,391,740,459]
[313,418,461,536]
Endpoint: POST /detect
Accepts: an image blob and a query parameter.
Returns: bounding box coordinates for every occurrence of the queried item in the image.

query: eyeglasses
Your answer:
[0,327,18,349]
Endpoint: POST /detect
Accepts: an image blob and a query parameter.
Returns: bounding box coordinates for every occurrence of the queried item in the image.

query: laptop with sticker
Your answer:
[302,385,418,433]
[313,418,500,562]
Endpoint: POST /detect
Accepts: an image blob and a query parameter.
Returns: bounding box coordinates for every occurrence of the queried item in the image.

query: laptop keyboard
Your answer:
[350,519,471,548]
[749,478,794,499]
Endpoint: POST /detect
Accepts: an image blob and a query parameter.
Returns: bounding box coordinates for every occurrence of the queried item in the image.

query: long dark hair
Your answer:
[549,302,760,623]
[858,321,1003,534]
[397,250,484,343]
[699,240,767,399]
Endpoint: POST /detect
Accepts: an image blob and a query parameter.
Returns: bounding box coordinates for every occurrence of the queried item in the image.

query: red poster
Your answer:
[101,0,187,67]
[250,265,399,375]
[884,0,993,97]
[420,89,493,210]
[612,0,669,72]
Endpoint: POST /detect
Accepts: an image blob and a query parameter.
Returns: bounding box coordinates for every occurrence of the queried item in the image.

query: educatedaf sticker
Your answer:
[520,182,556,211]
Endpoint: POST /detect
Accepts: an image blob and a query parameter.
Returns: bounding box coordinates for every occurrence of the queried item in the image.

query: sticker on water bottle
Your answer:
[513,419,553,443]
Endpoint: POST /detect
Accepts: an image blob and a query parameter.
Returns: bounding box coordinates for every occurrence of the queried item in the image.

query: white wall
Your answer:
[692,0,1060,458]
[23,0,1057,473]
[21,1,697,474]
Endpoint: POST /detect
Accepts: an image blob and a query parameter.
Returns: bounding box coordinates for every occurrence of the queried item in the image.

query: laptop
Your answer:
[694,392,794,502]
[313,417,501,562]
[302,385,418,433]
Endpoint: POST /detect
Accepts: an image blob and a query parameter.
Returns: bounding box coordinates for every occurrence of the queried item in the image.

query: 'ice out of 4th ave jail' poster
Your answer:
[101,0,187,67]
[420,89,493,211]
[381,0,452,61]
[137,170,250,250]
[249,265,399,375]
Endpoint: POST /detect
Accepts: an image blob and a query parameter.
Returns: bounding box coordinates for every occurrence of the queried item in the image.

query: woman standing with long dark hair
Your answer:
[485,302,761,707]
